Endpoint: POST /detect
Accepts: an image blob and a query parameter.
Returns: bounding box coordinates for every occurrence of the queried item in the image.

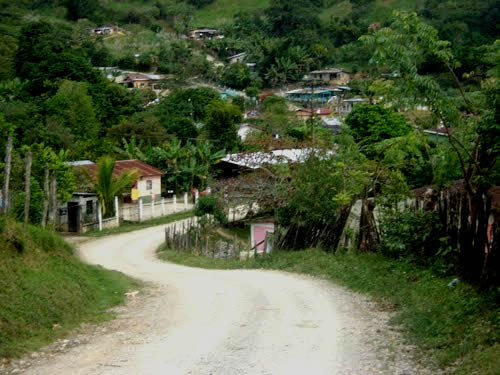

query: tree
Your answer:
[45,80,100,151]
[64,0,99,20]
[344,104,412,155]
[222,63,251,90]
[187,0,215,9]
[0,35,17,81]
[361,12,500,286]
[156,87,221,123]
[204,102,242,152]
[93,157,138,217]
[107,112,168,147]
[266,0,321,38]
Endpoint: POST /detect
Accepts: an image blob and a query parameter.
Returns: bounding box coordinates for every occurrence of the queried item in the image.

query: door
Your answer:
[67,202,81,232]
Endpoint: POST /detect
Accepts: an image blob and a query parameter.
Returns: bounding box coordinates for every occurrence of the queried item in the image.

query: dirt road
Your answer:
[23,222,433,375]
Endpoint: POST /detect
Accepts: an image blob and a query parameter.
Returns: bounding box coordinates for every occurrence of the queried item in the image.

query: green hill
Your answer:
[0,218,137,358]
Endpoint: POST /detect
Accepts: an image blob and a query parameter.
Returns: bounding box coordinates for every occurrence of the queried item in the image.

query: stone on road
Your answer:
[23,221,434,375]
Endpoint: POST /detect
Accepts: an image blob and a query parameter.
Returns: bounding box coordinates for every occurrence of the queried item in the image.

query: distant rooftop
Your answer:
[222,148,335,170]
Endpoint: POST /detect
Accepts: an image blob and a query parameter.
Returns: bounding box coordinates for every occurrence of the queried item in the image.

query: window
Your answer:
[146,180,153,190]
[86,200,93,215]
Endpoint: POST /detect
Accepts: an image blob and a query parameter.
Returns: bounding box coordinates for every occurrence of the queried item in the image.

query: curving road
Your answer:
[24,221,430,375]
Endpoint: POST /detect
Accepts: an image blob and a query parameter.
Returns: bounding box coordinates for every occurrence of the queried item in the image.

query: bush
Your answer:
[194,195,227,225]
[378,208,455,275]
[11,180,44,225]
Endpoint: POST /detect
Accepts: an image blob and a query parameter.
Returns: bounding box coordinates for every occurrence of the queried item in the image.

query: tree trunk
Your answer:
[2,136,13,215]
[23,151,32,228]
[41,163,50,228]
[358,198,379,252]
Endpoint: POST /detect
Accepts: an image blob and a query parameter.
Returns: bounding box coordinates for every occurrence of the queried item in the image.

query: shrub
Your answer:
[378,208,456,275]
[194,195,227,225]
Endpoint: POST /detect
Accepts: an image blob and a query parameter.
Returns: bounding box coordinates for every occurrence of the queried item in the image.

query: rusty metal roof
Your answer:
[85,160,164,178]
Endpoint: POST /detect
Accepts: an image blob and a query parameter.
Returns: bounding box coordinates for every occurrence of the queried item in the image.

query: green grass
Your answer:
[83,210,194,237]
[158,247,500,374]
[193,0,270,27]
[0,218,139,358]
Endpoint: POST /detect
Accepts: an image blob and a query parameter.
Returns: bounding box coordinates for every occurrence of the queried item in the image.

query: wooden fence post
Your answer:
[48,172,57,227]
[183,192,188,210]
[1,135,13,214]
[173,194,177,212]
[161,198,165,216]
[23,151,32,229]
[138,198,143,222]
[151,198,155,218]
[41,164,49,228]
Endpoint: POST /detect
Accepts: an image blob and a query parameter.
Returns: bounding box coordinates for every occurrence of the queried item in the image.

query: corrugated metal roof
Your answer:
[222,149,335,170]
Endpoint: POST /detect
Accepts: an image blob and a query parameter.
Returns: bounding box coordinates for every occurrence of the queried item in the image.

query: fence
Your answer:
[164,218,252,259]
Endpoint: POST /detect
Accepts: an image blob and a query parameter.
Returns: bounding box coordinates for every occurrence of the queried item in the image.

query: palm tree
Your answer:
[94,156,138,217]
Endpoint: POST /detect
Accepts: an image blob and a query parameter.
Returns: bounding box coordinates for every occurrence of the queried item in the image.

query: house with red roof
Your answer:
[71,159,164,203]
[85,160,164,202]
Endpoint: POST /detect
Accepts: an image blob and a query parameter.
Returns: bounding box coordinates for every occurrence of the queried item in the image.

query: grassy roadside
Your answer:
[158,247,500,374]
[83,211,194,237]
[0,218,139,358]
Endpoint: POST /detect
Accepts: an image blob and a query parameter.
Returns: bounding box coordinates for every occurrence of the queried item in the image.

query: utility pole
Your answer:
[304,78,319,144]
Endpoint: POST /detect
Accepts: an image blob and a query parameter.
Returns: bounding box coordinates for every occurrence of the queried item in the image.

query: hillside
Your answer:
[0,218,137,357]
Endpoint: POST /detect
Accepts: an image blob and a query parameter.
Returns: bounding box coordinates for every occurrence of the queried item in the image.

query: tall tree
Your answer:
[204,101,242,152]
[361,12,500,286]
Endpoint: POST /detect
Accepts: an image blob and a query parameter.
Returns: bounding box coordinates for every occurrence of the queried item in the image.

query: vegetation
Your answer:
[0,217,138,357]
[158,247,500,374]
[0,1,498,371]
[93,156,138,217]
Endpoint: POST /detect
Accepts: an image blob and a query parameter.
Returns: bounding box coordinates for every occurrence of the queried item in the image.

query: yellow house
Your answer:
[85,159,164,203]
[114,160,164,202]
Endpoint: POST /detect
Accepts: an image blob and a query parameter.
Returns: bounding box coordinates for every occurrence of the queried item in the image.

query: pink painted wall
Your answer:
[251,222,275,253]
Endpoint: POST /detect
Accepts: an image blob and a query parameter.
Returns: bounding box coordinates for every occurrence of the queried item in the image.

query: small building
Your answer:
[286,88,341,104]
[228,52,247,65]
[424,127,451,142]
[191,28,222,40]
[121,74,160,90]
[79,160,164,203]
[92,26,115,35]
[322,117,343,134]
[250,220,275,254]
[238,123,261,141]
[307,68,350,84]
[338,98,369,116]
[296,107,333,120]
[58,193,100,233]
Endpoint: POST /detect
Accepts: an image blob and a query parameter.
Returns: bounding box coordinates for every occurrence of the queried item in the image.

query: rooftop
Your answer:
[310,68,345,74]
[222,148,335,170]
[78,160,164,178]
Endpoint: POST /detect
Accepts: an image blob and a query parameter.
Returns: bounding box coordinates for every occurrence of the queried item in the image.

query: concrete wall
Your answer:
[136,175,161,202]
[81,216,119,233]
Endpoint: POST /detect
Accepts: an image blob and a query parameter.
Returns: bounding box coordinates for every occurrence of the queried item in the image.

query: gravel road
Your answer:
[21,221,436,375]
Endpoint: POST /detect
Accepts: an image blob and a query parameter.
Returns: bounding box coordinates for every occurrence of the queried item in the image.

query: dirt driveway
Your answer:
[22,221,435,375]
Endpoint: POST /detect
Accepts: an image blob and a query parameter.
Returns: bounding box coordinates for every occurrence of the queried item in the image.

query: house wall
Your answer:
[57,195,98,232]
[135,175,162,202]
[133,81,152,89]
